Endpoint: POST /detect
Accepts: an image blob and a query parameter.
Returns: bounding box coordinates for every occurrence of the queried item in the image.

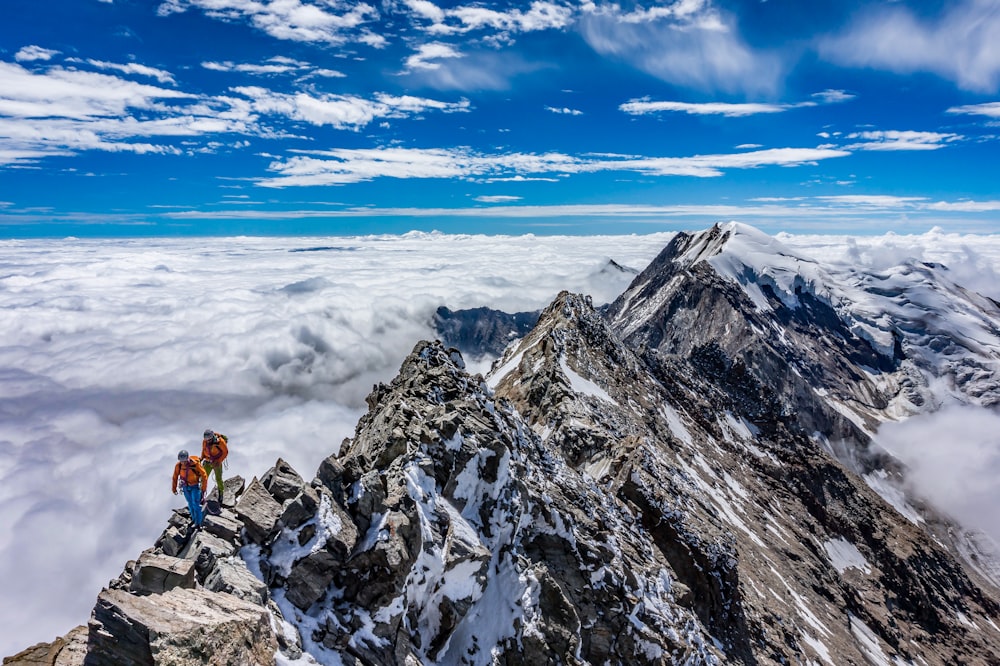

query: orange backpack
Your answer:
[205,433,228,463]
[178,457,204,487]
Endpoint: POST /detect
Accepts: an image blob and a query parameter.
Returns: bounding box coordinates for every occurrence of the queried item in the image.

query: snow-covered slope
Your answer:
[610,222,1000,426]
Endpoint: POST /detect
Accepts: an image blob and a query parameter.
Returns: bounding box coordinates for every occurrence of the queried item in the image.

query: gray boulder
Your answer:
[129,551,196,595]
[179,530,238,580]
[319,490,358,561]
[154,525,187,558]
[205,475,245,507]
[284,549,340,611]
[204,557,269,606]
[261,459,304,503]
[234,477,282,545]
[277,484,319,531]
[201,512,242,544]
[85,587,277,666]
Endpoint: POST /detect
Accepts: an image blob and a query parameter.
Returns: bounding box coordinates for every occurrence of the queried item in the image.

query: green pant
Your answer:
[202,460,224,497]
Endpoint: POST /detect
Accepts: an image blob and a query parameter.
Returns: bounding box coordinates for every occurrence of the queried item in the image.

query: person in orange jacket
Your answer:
[172,450,208,527]
[200,429,229,501]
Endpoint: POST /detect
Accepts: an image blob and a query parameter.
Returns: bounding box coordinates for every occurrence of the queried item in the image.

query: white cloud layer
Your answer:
[0,233,671,657]
[876,407,1000,543]
[819,0,1000,93]
[779,227,1000,301]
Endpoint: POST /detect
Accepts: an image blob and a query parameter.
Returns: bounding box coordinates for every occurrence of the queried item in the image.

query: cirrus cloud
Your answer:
[947,102,1000,119]
[256,144,849,187]
[819,0,1000,93]
[843,130,963,151]
[0,61,204,164]
[579,0,783,95]
[403,0,573,39]
[620,89,855,117]
[404,42,464,71]
[0,56,471,167]
[67,58,177,85]
[620,99,788,117]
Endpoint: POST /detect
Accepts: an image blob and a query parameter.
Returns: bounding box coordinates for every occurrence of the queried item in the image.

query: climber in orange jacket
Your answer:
[200,429,229,501]
[172,450,208,527]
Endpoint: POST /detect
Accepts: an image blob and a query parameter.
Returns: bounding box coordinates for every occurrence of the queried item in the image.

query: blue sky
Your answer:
[2,0,1000,237]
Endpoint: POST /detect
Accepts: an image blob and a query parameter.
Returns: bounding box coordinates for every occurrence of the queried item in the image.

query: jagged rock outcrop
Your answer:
[11,223,1000,666]
[85,587,277,666]
[250,340,719,664]
[3,626,87,666]
[129,552,197,595]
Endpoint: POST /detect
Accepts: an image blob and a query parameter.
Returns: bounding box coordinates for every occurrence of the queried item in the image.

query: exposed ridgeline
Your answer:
[8,223,1000,665]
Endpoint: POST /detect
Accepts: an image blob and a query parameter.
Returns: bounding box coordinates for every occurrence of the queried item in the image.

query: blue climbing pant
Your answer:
[182,485,204,526]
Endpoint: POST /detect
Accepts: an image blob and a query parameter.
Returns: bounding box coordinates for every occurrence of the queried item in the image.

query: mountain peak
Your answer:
[661,221,832,312]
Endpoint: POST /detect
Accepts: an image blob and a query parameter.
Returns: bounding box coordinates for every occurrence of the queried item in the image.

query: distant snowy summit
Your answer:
[9,223,1000,666]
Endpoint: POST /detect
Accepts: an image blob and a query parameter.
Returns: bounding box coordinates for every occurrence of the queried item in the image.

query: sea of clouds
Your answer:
[2,228,1000,656]
[0,231,672,655]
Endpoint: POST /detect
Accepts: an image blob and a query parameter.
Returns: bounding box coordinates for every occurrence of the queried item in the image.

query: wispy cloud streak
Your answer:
[820,0,1000,93]
[258,145,849,186]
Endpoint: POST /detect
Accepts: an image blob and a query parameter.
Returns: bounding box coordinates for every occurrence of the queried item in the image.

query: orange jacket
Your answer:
[201,433,229,465]
[172,457,208,493]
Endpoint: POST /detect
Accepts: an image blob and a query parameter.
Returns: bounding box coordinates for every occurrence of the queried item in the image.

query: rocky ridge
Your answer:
[7,224,1000,665]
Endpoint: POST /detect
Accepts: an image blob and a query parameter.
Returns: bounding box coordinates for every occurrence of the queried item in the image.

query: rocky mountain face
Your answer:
[433,306,540,360]
[7,223,1000,666]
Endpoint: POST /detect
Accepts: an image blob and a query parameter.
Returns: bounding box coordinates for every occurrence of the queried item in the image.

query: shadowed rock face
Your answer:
[433,305,539,360]
[10,225,1000,666]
